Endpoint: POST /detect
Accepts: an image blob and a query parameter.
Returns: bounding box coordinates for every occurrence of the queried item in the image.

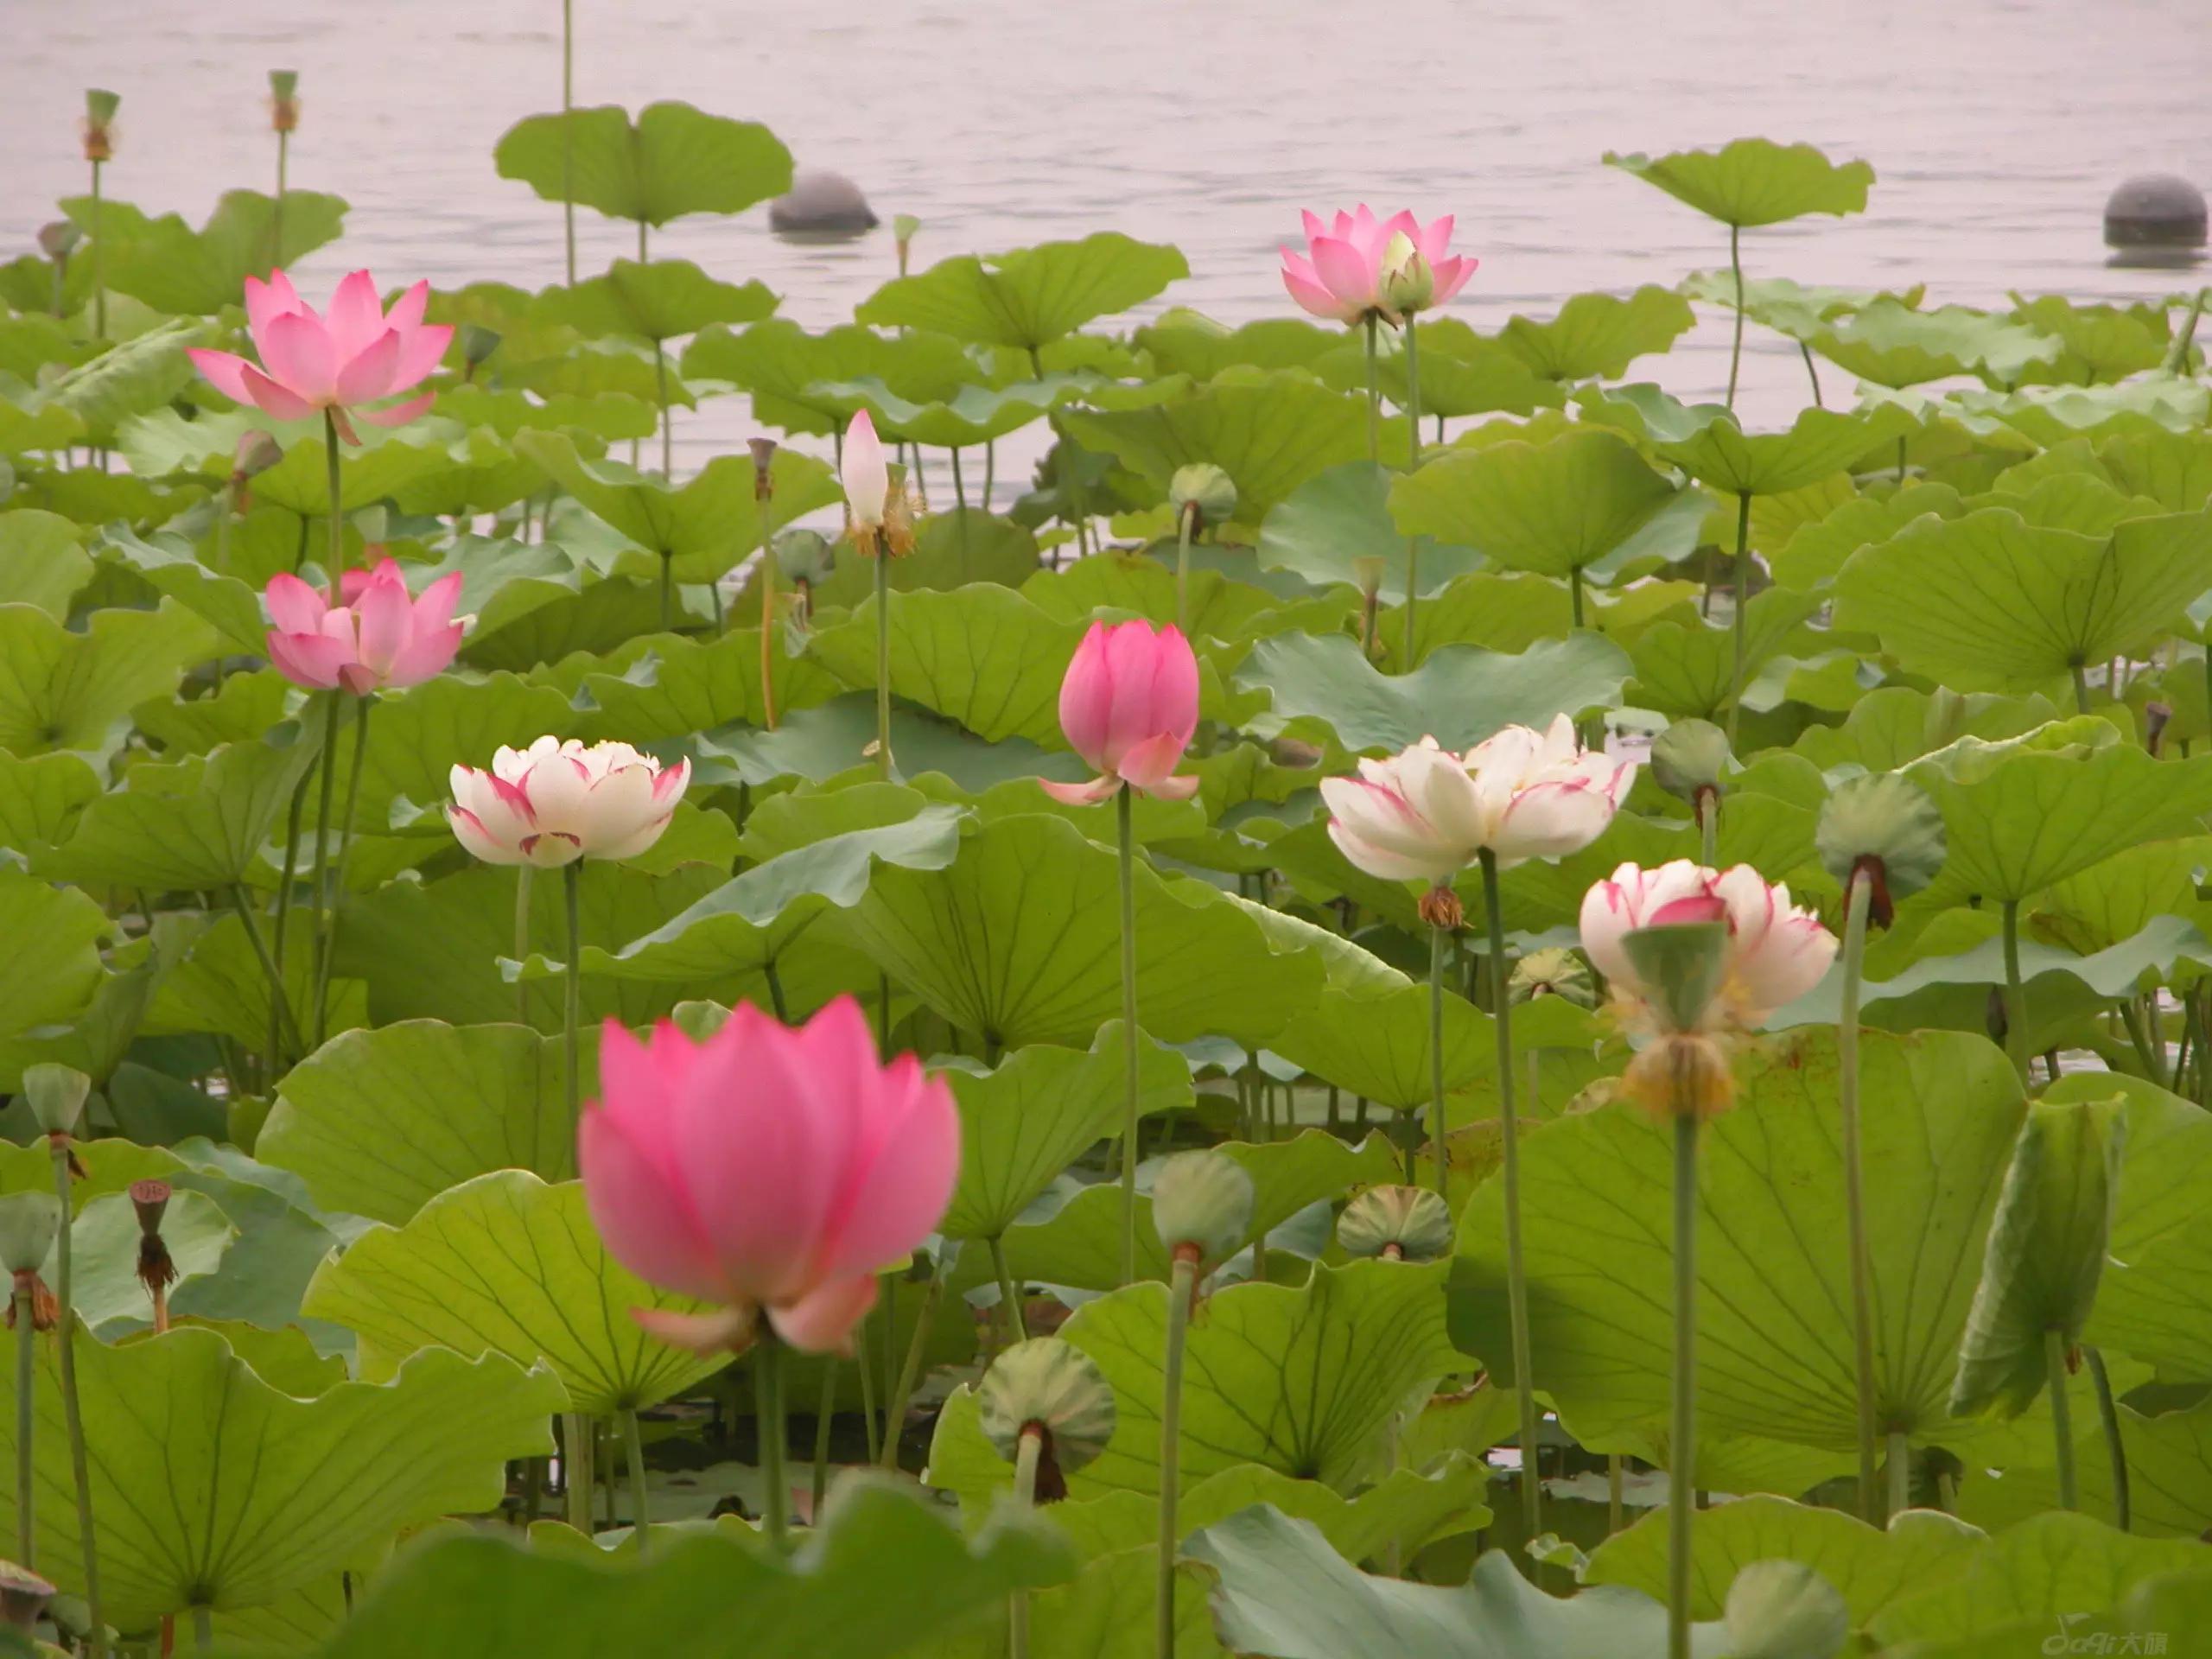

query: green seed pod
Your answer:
[0,1560,54,1630]
[1151,1149,1255,1264]
[1378,232,1433,317]
[1349,555,1389,597]
[1167,462,1238,531]
[85,89,120,129]
[35,221,79,261]
[1723,1559,1850,1659]
[774,527,836,588]
[892,214,921,245]
[976,1338,1116,1477]
[1337,1185,1453,1262]
[1618,919,1731,1035]
[1510,946,1597,1010]
[269,69,300,102]
[458,324,501,370]
[22,1064,90,1137]
[1649,718,1732,809]
[234,429,286,480]
[1815,772,1946,925]
[0,1193,60,1276]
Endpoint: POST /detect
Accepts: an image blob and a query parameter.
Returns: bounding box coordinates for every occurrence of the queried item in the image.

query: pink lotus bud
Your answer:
[1038,620,1200,806]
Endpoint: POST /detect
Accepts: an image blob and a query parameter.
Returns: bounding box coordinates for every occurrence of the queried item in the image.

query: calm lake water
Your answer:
[9,0,2210,470]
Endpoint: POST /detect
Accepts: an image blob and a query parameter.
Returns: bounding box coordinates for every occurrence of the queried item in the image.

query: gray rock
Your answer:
[769,170,879,238]
[2104,174,2206,251]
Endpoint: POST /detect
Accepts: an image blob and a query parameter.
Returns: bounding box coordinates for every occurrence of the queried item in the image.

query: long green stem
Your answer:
[811,1362,836,1518]
[856,1306,880,1464]
[1886,1430,1910,1517]
[10,1279,29,1568]
[275,132,288,255]
[513,865,535,1023]
[563,862,583,1127]
[1480,849,1540,1541]
[90,159,105,340]
[658,551,673,633]
[757,487,779,714]
[1726,490,1752,745]
[563,1412,594,1531]
[1362,315,1379,464]
[2071,661,2092,715]
[1607,1453,1624,1535]
[267,743,311,1069]
[322,409,345,595]
[228,886,303,1059]
[873,552,893,779]
[1426,920,1449,1196]
[194,1608,213,1651]
[622,1407,650,1551]
[51,1147,105,1657]
[880,1252,947,1469]
[1797,341,1823,408]
[1116,785,1142,1286]
[653,343,672,478]
[1838,872,1881,1522]
[1402,321,1423,664]
[1009,1429,1042,1659]
[1698,789,1719,870]
[756,1337,790,1549]
[989,1238,1027,1344]
[311,695,369,1046]
[2000,899,2031,1083]
[561,0,575,283]
[2047,1329,2077,1510]
[1723,222,1745,410]
[2085,1344,2126,1529]
[1157,1251,1196,1659]
[303,690,341,1042]
[1668,1112,1700,1659]
[1174,505,1195,635]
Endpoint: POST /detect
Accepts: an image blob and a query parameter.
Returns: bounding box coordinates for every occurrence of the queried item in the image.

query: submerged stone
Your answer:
[2103,174,2206,267]
[769,170,879,238]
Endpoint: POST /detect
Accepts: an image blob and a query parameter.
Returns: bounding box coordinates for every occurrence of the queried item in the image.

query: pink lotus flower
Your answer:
[1039,620,1200,805]
[579,995,960,1355]
[1279,207,1476,326]
[448,736,690,868]
[1324,719,1637,886]
[264,557,463,695]
[187,268,452,442]
[1579,861,1838,1025]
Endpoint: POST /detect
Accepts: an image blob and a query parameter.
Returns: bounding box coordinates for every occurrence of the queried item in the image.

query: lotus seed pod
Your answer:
[22,1063,90,1137]
[233,429,285,480]
[0,1560,54,1630]
[82,89,119,161]
[1379,232,1434,318]
[1337,1185,1453,1262]
[1349,555,1389,597]
[1510,946,1597,1010]
[774,527,836,587]
[976,1338,1116,1477]
[0,1193,60,1275]
[1618,919,1732,1038]
[1649,718,1732,808]
[35,221,79,261]
[458,324,501,370]
[1723,1559,1850,1659]
[1167,462,1237,531]
[1150,1149,1255,1263]
[747,437,779,499]
[1815,772,1946,925]
[269,69,301,132]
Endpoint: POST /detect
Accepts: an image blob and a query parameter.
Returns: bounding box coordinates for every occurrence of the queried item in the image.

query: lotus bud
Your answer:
[1815,772,1945,929]
[1649,718,1732,826]
[229,429,284,512]
[130,1179,177,1301]
[1723,1559,1850,1659]
[1337,1185,1454,1262]
[893,214,919,275]
[22,1063,91,1139]
[1168,463,1237,534]
[269,69,301,133]
[83,90,119,162]
[748,437,779,502]
[0,1195,60,1277]
[0,1561,54,1630]
[1618,918,1732,1038]
[1510,946,1597,1010]
[458,324,501,376]
[976,1338,1116,1503]
[1378,231,1433,319]
[774,527,836,588]
[2145,699,2173,757]
[1349,555,1388,598]
[35,221,79,261]
[1151,1150,1255,1268]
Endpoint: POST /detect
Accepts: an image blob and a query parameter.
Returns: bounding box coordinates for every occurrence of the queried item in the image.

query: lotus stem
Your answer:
[1698,787,1718,870]
[1839,871,1881,1522]
[880,1252,947,1469]
[1607,1453,1624,1535]
[637,219,647,264]
[874,551,893,779]
[513,866,534,1023]
[989,1238,1027,1345]
[267,750,311,1068]
[982,441,995,512]
[622,1407,650,1551]
[90,158,105,340]
[12,1276,33,1567]
[653,343,672,480]
[1569,566,1586,630]
[50,1145,104,1658]
[1402,320,1422,664]
[1009,1427,1043,1659]
[755,1335,791,1550]
[560,0,575,283]
[1726,490,1751,746]
[1116,785,1142,1287]
[2046,1328,2077,1510]
[227,886,302,1060]
[1427,922,1450,1199]
[811,1362,836,1517]
[563,861,582,1128]
[1480,848,1541,1542]
[2085,1344,2126,1529]
[274,130,288,256]
[1797,342,1823,408]
[1886,1429,1909,1517]
[1723,221,1745,410]
[1157,1248,1198,1659]
[658,550,672,633]
[1362,314,1380,464]
[1667,1110,1700,1659]
[563,1412,593,1531]
[1174,505,1195,636]
[303,689,341,1046]
[1999,899,2031,1083]
[194,1607,213,1651]
[757,504,778,724]
[310,694,370,1046]
[856,1306,880,1464]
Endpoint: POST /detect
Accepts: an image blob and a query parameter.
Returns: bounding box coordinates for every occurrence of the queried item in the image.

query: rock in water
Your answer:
[770,171,879,238]
[2103,174,2206,265]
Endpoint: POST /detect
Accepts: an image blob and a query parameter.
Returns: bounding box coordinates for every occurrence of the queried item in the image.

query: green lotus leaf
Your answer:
[59,190,348,315]
[808,373,1096,448]
[0,750,101,861]
[1833,505,2212,693]
[232,423,474,519]
[1450,1027,2025,1452]
[461,571,671,671]
[146,906,364,1055]
[305,1477,1070,1659]
[569,629,842,744]
[0,513,90,630]
[1024,547,1354,645]
[94,523,268,655]
[1133,311,1339,379]
[1060,373,1409,524]
[1255,926,1495,1112]
[1234,629,1632,753]
[428,385,657,442]
[3,1327,560,1632]
[58,1185,233,1334]
[0,395,87,455]
[1604,139,1874,227]
[1312,325,1566,421]
[531,258,776,343]
[1807,299,2060,389]
[508,335,694,408]
[1959,1386,2212,1538]
[302,1170,722,1413]
[2071,1074,2212,1382]
[857,232,1187,352]
[1584,1496,1981,1625]
[680,321,974,437]
[1786,685,2065,776]
[1948,379,2210,448]
[804,509,1041,609]
[696,696,1071,795]
[260,1020,590,1224]
[1768,481,1968,590]
[1189,1507,1715,1659]
[0,599,215,760]
[1494,285,1697,381]
[939,1025,1192,1241]
[807,584,1080,746]
[1624,589,1827,721]
[332,670,575,833]
[145,1146,356,1341]
[1583,385,1917,496]
[493,101,792,226]
[2094,428,2212,515]
[2008,296,2171,387]
[0,868,111,1047]
[40,724,318,891]
[1255,461,1484,601]
[25,318,207,446]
